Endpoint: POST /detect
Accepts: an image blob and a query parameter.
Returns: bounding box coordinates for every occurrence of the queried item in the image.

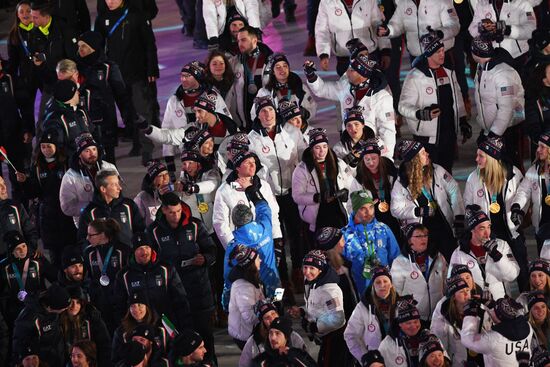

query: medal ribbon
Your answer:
[107,9,129,38]
[491,192,497,205]
[378,177,385,202]
[244,54,260,89]
[421,186,435,205]
[96,246,114,276]
[363,226,376,259]
[11,258,30,291]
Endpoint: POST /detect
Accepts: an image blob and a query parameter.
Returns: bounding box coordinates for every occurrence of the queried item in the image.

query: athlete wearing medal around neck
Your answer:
[147,191,218,364]
[512,131,550,253]
[342,190,400,297]
[449,204,519,301]
[463,135,527,292]
[390,223,447,321]
[390,139,465,262]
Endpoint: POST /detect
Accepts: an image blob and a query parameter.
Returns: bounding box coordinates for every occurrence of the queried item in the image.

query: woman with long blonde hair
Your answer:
[528,291,550,351]
[391,140,464,261]
[464,135,527,291]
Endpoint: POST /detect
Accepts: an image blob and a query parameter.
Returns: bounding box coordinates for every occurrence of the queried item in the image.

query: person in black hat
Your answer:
[461,296,534,366]
[391,139,465,261]
[525,62,550,153]
[464,135,528,290]
[15,128,76,269]
[76,30,132,165]
[120,340,147,367]
[361,350,385,367]
[113,232,192,331]
[304,54,396,156]
[58,246,89,295]
[516,259,550,309]
[278,98,311,147]
[133,160,171,227]
[251,317,317,367]
[125,323,169,366]
[170,328,209,366]
[148,191,218,364]
[15,340,42,367]
[526,290,550,350]
[533,345,550,367]
[418,334,450,367]
[400,30,469,173]
[471,35,526,169]
[12,284,71,366]
[450,204,520,300]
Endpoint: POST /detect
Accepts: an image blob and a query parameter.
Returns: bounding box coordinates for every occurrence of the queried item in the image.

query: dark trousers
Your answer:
[385,37,403,111]
[307,0,320,36]
[510,234,529,293]
[181,0,207,42]
[336,56,350,77]
[129,80,157,155]
[276,193,304,270]
[453,30,472,99]
[192,309,217,365]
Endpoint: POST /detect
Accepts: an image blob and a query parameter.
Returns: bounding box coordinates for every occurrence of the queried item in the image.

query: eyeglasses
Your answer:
[87,232,101,237]
[411,235,429,239]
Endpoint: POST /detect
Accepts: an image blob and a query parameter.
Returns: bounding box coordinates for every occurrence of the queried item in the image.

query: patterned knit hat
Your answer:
[316,227,343,251]
[184,125,212,150]
[446,274,469,298]
[402,222,424,240]
[254,299,278,320]
[75,132,98,156]
[397,139,423,162]
[231,150,258,168]
[450,264,472,278]
[343,106,365,125]
[146,160,167,180]
[395,295,420,323]
[303,249,327,271]
[308,128,329,148]
[181,60,206,83]
[351,190,374,213]
[270,53,289,69]
[494,297,523,321]
[465,204,490,231]
[478,135,504,160]
[420,31,444,57]
[346,38,368,60]
[529,259,550,276]
[419,334,445,365]
[350,54,377,78]
[528,290,547,311]
[359,138,381,157]
[371,265,392,284]
[226,132,250,155]
[230,244,258,268]
[539,131,550,148]
[471,36,494,58]
[278,99,301,122]
[180,149,203,163]
[194,89,217,114]
[255,95,276,116]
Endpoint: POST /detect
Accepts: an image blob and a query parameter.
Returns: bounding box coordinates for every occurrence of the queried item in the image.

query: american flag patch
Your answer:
[385,111,395,120]
[326,298,340,310]
[527,12,535,21]
[501,86,514,96]
[447,8,456,15]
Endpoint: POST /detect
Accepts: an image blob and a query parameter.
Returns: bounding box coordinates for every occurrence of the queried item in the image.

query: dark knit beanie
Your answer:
[446,274,469,298]
[128,291,150,307]
[361,350,385,367]
[181,61,206,83]
[255,95,276,117]
[397,139,423,163]
[269,317,293,341]
[465,204,490,231]
[43,284,71,311]
[53,79,78,103]
[402,222,424,240]
[478,135,504,160]
[278,99,301,122]
[4,230,26,253]
[129,324,156,342]
[343,106,365,125]
[420,32,444,57]
[146,160,168,181]
[539,131,550,148]
[125,341,146,366]
[419,334,444,365]
[308,128,329,148]
[450,264,472,278]
[79,31,103,52]
[75,132,98,156]
[230,244,258,268]
[359,138,381,157]
[39,129,59,145]
[315,227,343,251]
[528,291,547,311]
[395,296,421,323]
[173,329,204,357]
[302,249,327,271]
[61,246,84,269]
[529,259,550,276]
[494,297,523,321]
[350,54,376,78]
[194,89,217,114]
[471,36,495,58]
[371,266,392,284]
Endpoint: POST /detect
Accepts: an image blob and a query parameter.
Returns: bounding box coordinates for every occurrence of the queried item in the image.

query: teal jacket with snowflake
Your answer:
[342,214,400,297]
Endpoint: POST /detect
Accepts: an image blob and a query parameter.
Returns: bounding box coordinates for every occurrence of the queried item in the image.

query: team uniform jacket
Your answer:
[342,215,400,297]
[248,123,307,196]
[390,164,465,228]
[134,175,162,227]
[314,0,391,57]
[463,163,523,239]
[59,158,117,227]
[291,149,354,232]
[203,0,261,39]
[390,252,447,321]
[385,0,460,57]
[399,62,466,145]
[449,237,520,299]
[227,270,265,342]
[514,163,547,232]
[240,330,306,367]
[149,201,217,313]
[473,49,525,136]
[307,72,396,159]
[461,314,534,367]
[468,0,536,59]
[0,199,38,256]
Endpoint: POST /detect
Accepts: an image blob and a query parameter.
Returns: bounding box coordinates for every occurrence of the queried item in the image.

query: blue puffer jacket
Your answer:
[342,213,400,296]
[222,200,281,311]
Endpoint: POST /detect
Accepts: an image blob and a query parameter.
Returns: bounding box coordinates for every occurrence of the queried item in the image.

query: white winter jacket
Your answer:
[203,0,261,39]
[473,56,525,136]
[379,333,451,367]
[307,74,396,159]
[449,238,520,299]
[212,176,282,248]
[461,315,534,367]
[59,160,118,227]
[250,85,317,122]
[344,300,385,362]
[228,278,264,342]
[513,163,546,232]
[315,0,391,57]
[134,190,161,227]
[399,64,466,145]
[239,331,306,367]
[463,165,523,239]
[391,253,447,321]
[385,0,460,57]
[468,0,536,59]
[291,155,354,232]
[390,164,465,229]
[248,125,306,196]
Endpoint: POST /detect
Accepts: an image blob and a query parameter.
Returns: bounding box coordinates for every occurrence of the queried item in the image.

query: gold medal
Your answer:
[429,201,438,210]
[379,5,385,12]
[198,202,209,214]
[489,202,500,214]
[545,195,550,206]
[454,0,463,3]
[378,201,389,213]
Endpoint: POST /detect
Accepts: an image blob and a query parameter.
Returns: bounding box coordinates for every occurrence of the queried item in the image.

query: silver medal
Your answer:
[247,84,258,94]
[99,274,110,286]
[17,290,27,302]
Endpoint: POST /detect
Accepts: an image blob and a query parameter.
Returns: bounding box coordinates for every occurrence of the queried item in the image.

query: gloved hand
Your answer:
[245,179,265,203]
[335,188,349,202]
[463,299,480,317]
[416,104,440,121]
[495,20,511,41]
[510,203,525,226]
[414,206,435,218]
[426,26,444,40]
[208,37,219,51]
[273,238,284,268]
[135,114,151,134]
[483,239,503,262]
[308,322,318,334]
[303,60,318,83]
[454,215,465,240]
[377,22,390,37]
[516,351,530,367]
[460,117,472,143]
[182,181,199,194]
[313,191,335,204]
[478,19,496,40]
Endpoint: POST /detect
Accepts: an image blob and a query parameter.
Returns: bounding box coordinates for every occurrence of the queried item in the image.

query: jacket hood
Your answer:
[175,84,205,101]
[485,47,515,71]
[90,190,125,208]
[307,266,340,288]
[492,316,531,341]
[366,69,389,94]
[339,127,375,148]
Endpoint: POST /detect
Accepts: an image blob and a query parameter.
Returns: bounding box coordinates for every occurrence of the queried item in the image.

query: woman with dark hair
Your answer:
[251,53,316,122]
[59,287,111,367]
[228,244,266,349]
[204,50,235,99]
[83,218,129,333]
[7,0,39,128]
[528,291,550,351]
[390,223,447,321]
[15,129,76,268]
[348,138,400,238]
[525,62,550,144]
[70,340,98,367]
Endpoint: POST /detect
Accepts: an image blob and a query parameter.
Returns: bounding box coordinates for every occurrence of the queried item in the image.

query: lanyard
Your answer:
[378,177,385,202]
[244,55,260,85]
[96,246,114,275]
[421,186,434,203]
[363,226,376,258]
[17,30,31,57]
[11,259,30,290]
[108,9,129,38]
[490,192,497,204]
